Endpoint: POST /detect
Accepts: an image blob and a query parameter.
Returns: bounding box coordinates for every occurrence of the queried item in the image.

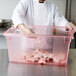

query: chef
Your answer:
[12,0,76,34]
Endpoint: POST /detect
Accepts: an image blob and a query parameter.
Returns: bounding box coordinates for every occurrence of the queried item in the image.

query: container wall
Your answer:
[6,36,71,65]
[53,37,71,65]
[4,26,72,65]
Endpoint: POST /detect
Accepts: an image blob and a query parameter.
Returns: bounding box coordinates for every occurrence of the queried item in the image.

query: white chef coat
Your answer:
[12,0,68,28]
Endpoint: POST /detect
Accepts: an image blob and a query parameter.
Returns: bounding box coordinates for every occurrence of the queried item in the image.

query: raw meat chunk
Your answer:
[24,49,53,65]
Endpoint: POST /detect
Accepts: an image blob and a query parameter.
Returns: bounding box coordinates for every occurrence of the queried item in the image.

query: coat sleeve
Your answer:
[12,0,29,27]
[54,6,68,27]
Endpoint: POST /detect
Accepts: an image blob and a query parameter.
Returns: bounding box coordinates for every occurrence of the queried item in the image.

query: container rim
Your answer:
[3,26,73,38]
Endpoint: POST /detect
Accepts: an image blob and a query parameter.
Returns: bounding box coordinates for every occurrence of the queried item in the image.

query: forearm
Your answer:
[12,0,28,28]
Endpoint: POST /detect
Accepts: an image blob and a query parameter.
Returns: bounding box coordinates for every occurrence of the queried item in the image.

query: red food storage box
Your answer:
[3,26,73,66]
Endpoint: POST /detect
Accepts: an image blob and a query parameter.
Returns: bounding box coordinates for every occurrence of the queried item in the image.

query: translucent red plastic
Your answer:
[3,26,73,66]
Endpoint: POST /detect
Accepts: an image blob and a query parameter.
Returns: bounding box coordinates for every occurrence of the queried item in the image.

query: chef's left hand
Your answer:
[66,22,76,33]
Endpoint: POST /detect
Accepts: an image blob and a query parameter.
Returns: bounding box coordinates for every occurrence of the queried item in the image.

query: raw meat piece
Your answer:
[53,57,66,65]
[34,57,40,62]
[46,57,50,62]
[53,53,65,64]
[25,51,34,59]
[53,57,61,63]
[38,57,46,65]
[24,49,54,65]
[26,57,36,62]
[25,50,38,59]
[48,54,53,59]
[34,52,43,58]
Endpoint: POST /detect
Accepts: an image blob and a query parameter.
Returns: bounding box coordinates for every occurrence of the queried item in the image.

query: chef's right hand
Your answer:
[17,24,34,34]
[17,24,37,38]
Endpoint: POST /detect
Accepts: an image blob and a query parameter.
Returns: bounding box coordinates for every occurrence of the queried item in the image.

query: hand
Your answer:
[17,24,34,34]
[66,22,76,33]
[17,24,37,38]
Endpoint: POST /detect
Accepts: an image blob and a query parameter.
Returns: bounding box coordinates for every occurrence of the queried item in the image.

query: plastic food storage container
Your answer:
[3,26,73,66]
